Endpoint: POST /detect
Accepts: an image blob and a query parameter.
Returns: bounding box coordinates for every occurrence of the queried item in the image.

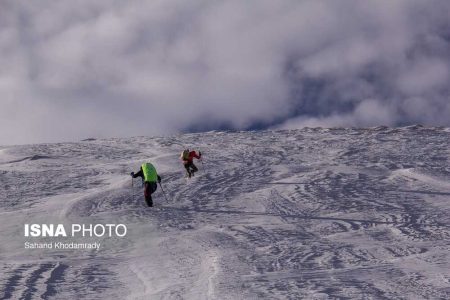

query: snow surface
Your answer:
[1,127,450,299]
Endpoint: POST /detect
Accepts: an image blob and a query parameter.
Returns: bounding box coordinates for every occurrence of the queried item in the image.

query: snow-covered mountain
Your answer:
[1,127,449,299]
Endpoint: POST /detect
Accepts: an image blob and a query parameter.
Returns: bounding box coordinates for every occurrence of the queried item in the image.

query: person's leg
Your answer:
[184,163,191,178]
[149,182,158,193]
[144,182,153,207]
[191,163,198,175]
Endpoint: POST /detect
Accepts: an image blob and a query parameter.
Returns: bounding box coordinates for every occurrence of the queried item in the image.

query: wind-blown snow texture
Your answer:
[0,127,449,299]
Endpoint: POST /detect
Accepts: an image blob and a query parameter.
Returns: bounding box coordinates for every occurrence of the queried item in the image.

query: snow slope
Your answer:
[1,127,449,299]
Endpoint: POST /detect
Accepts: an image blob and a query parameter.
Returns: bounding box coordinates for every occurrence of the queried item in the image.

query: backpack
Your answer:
[180,150,189,160]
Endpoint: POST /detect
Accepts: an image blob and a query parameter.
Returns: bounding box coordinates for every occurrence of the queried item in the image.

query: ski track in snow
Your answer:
[1,127,450,299]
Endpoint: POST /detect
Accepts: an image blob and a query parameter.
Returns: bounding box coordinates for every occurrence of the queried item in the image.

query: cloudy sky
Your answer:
[1,0,449,144]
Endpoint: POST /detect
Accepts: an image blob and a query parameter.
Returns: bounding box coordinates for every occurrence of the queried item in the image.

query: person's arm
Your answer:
[131,168,143,178]
[192,151,201,159]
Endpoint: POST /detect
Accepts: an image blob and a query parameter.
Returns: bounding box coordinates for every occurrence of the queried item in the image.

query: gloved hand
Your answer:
[157,175,162,183]
[130,172,134,177]
[199,151,202,157]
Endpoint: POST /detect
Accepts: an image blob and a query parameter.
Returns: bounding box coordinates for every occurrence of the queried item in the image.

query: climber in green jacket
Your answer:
[131,162,161,207]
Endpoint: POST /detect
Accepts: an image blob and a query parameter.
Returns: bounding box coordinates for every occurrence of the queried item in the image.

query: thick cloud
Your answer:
[0,0,449,144]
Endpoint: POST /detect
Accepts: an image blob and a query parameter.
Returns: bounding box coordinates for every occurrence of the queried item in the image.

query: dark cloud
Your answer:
[0,0,449,144]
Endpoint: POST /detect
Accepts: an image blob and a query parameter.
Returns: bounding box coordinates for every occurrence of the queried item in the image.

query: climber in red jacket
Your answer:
[180,149,202,178]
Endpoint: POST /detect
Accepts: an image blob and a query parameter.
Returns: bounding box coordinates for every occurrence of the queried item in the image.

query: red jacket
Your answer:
[182,151,201,164]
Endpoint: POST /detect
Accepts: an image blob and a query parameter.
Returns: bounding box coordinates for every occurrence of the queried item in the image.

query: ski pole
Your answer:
[159,182,169,202]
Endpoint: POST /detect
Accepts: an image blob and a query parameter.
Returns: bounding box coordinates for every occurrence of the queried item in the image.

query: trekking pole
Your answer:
[198,150,205,172]
[159,182,169,202]
[201,154,207,172]
[131,177,134,202]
